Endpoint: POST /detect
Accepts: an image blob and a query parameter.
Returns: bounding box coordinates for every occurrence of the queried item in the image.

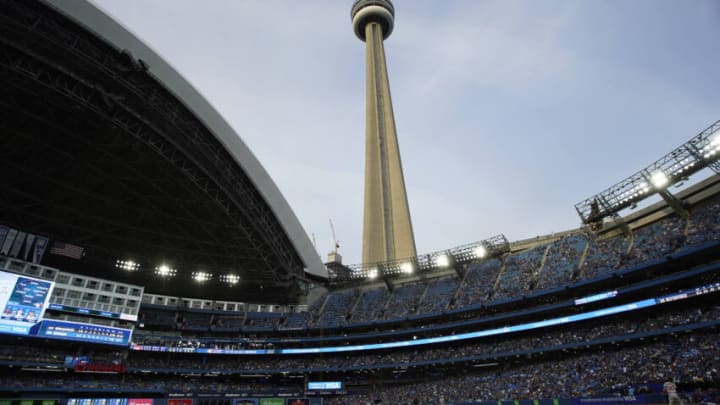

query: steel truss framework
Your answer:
[0,0,304,301]
[575,120,720,225]
[332,234,510,282]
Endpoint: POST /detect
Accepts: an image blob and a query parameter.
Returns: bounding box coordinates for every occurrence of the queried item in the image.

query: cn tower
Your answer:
[352,0,417,265]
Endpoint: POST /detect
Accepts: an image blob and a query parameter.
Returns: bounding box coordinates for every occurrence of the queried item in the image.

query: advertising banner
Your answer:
[169,400,194,405]
[233,400,259,405]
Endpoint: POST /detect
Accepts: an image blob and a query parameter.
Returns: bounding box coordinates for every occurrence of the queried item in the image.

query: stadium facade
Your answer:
[0,1,718,405]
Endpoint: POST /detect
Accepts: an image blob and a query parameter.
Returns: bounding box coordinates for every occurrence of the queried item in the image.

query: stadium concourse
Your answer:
[1,1,720,405]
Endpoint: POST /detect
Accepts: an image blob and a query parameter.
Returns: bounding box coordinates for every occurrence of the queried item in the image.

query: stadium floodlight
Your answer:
[712,133,720,147]
[192,271,212,282]
[116,260,140,272]
[650,170,669,189]
[434,254,450,268]
[575,119,720,224]
[155,265,177,278]
[221,274,240,285]
[702,133,720,159]
[400,262,414,274]
[367,268,379,279]
[335,236,509,283]
[474,245,487,259]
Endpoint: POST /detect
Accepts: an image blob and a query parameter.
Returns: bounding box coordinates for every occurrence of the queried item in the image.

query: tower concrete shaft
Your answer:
[361,21,417,265]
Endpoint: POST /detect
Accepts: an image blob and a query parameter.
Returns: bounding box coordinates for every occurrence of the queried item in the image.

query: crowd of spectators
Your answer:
[0,343,126,367]
[0,344,69,364]
[686,198,720,246]
[536,234,587,290]
[452,258,503,309]
[0,374,293,394]
[2,328,717,403]
[493,245,546,300]
[415,277,458,315]
[621,215,687,267]
[324,331,719,404]
[314,289,357,328]
[278,311,312,330]
[580,233,630,280]
[122,305,720,373]
[380,282,425,320]
[350,287,390,324]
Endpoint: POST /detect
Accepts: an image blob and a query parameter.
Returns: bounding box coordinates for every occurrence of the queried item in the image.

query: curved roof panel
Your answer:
[43,0,326,279]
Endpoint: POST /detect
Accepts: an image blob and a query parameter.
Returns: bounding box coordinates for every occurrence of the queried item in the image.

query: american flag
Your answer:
[49,242,85,259]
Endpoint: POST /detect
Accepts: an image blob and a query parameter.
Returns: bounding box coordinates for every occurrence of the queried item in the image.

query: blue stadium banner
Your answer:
[0,226,8,251]
[0,228,17,256]
[33,236,49,264]
[22,234,36,261]
[9,231,26,258]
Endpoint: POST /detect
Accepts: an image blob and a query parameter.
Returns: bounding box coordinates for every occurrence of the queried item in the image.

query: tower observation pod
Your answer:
[351,0,417,266]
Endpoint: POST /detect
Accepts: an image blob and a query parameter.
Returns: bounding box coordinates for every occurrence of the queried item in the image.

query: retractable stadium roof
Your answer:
[0,0,326,303]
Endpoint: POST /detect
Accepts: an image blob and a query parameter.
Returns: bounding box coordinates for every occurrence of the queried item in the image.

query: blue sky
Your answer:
[93,0,720,265]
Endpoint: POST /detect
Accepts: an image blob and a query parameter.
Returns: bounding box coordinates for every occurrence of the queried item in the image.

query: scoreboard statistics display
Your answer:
[0,270,132,346]
[0,270,53,335]
[38,319,132,345]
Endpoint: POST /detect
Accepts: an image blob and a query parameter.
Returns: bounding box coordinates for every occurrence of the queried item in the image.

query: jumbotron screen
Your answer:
[0,270,54,335]
[0,270,132,346]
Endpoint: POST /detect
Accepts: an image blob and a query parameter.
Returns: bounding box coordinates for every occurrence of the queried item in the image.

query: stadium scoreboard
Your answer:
[0,270,132,346]
[0,270,53,334]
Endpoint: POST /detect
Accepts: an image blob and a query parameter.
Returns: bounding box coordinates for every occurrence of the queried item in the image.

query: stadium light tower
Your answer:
[352,0,417,266]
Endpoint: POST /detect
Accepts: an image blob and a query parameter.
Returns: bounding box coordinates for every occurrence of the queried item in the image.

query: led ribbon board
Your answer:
[48,303,138,322]
[129,282,720,355]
